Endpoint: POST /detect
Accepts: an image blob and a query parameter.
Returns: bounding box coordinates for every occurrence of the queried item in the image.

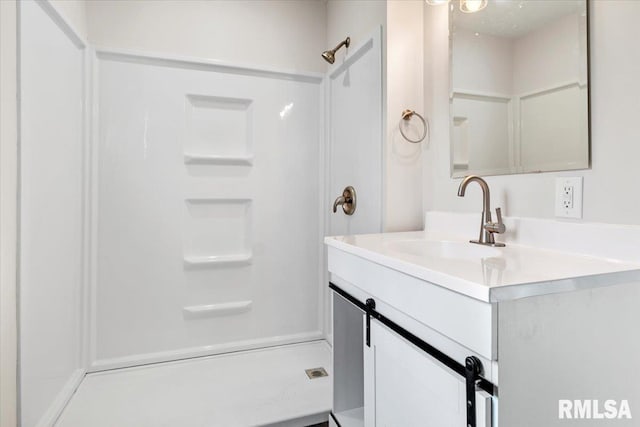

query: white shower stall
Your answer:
[92,50,323,370]
[17,0,386,425]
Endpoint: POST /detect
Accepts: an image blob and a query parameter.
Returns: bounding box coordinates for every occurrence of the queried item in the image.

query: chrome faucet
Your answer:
[457,175,506,247]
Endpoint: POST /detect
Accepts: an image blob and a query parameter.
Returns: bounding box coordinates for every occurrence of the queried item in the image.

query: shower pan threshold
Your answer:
[56,341,331,427]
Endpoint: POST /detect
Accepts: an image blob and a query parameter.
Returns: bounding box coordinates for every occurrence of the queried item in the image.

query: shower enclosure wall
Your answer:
[18,0,329,424]
[19,2,88,426]
[92,51,323,370]
[16,0,399,424]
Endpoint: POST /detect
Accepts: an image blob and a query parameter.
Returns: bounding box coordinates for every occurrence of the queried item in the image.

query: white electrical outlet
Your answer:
[562,185,574,209]
[555,177,583,218]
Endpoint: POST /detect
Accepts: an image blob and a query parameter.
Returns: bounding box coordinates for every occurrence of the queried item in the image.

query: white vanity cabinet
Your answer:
[365,318,492,427]
[326,222,640,427]
[329,280,494,427]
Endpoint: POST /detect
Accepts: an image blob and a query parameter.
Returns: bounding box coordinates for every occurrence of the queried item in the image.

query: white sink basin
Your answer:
[326,231,640,301]
[385,239,502,261]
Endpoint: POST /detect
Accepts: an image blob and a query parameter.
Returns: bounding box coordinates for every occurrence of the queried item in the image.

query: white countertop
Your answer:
[325,230,640,302]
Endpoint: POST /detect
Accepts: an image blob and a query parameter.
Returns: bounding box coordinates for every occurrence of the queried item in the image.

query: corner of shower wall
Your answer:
[0,1,19,426]
[18,1,92,426]
[323,26,385,347]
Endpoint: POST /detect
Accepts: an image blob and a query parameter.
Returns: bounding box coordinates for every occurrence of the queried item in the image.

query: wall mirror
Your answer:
[449,0,590,177]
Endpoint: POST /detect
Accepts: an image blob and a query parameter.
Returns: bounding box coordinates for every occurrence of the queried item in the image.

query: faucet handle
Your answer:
[495,207,503,224]
[485,207,506,234]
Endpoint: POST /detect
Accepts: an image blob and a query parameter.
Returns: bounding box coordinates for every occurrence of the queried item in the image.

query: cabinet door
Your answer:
[364,319,492,427]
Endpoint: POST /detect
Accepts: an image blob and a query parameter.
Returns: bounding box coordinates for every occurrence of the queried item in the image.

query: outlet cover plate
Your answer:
[555,177,583,219]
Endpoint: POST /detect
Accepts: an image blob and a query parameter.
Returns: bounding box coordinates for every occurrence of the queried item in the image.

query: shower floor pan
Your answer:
[56,341,331,427]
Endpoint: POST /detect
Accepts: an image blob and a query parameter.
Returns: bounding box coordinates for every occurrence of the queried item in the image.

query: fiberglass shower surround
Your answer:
[95,55,324,367]
[19,1,325,423]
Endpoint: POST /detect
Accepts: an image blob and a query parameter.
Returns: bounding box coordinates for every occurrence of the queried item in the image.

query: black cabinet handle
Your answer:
[465,356,483,427]
[365,298,376,347]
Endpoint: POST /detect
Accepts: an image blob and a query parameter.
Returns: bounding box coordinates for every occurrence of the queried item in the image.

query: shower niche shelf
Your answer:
[185,94,253,167]
[183,253,253,269]
[183,198,252,265]
[183,300,253,319]
[183,154,253,166]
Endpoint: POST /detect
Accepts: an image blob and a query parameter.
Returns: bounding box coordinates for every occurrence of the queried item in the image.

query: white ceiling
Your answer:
[452,0,586,39]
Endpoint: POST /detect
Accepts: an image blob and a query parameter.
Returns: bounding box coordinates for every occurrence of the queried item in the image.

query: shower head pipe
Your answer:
[321,37,351,64]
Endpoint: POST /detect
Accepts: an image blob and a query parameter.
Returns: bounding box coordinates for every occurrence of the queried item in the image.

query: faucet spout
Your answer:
[457,175,491,216]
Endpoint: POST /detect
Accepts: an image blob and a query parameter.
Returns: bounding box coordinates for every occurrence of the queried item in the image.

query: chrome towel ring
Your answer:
[399,109,428,143]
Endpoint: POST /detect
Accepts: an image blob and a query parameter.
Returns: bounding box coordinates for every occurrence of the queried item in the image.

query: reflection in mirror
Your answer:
[449,0,589,177]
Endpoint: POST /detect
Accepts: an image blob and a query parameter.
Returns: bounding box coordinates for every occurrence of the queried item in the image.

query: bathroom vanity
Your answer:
[326,212,640,427]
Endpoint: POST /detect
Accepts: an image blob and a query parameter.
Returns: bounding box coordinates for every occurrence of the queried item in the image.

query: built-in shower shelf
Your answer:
[183,253,252,269]
[184,154,253,166]
[183,300,253,318]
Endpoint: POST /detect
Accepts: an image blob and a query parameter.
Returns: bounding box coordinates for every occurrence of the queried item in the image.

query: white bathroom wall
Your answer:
[324,29,383,345]
[326,0,425,232]
[327,31,383,238]
[88,0,425,234]
[323,2,387,341]
[93,52,323,369]
[452,28,513,95]
[48,0,87,40]
[19,1,88,426]
[2,1,87,425]
[83,0,328,370]
[0,1,19,426]
[451,95,512,174]
[385,1,424,232]
[513,12,588,172]
[326,0,386,54]
[512,12,584,95]
[451,29,513,174]
[86,0,327,73]
[325,0,386,234]
[424,0,640,226]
